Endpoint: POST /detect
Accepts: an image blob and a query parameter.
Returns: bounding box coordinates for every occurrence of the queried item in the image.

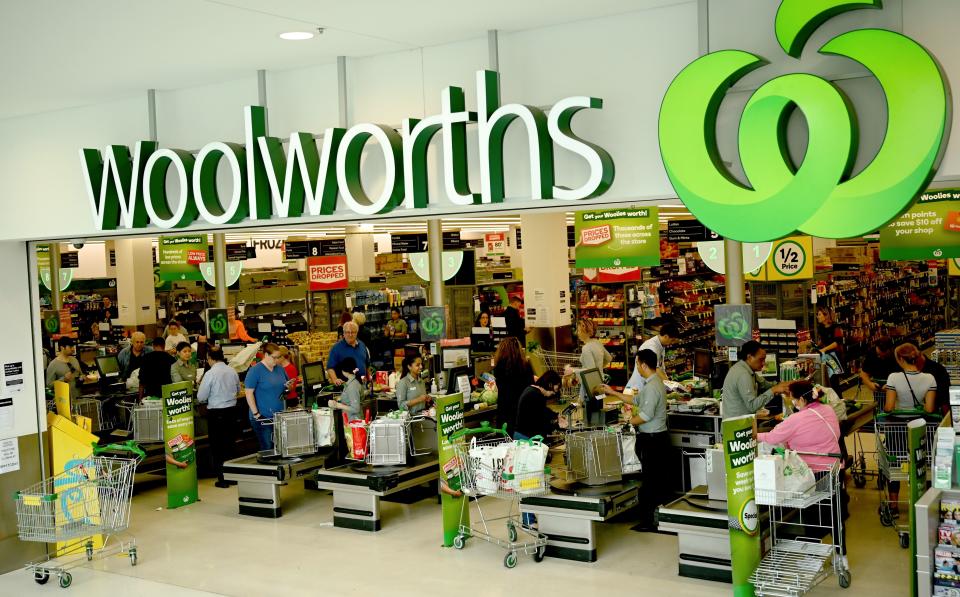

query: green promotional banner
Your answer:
[722,415,761,597]
[908,418,928,597]
[162,381,199,509]
[437,392,468,546]
[574,207,660,268]
[880,189,960,260]
[159,235,206,281]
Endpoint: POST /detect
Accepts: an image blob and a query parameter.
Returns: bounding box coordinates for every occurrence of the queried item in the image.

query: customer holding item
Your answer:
[326,321,370,385]
[395,355,430,414]
[602,349,669,530]
[514,370,567,440]
[884,343,936,413]
[139,337,175,399]
[197,347,241,488]
[170,341,197,386]
[327,357,364,421]
[118,331,151,379]
[492,337,534,436]
[626,321,680,388]
[164,320,189,354]
[245,342,293,451]
[721,341,791,420]
[859,336,899,395]
[45,337,82,398]
[276,346,300,409]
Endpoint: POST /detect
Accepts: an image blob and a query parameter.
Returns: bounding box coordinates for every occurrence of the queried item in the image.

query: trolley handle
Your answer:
[449,421,510,440]
[92,440,147,461]
[773,447,843,460]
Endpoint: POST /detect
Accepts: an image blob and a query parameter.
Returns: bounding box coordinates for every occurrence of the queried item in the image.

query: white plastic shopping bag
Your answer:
[620,430,642,474]
[312,408,335,447]
[782,450,816,495]
[505,439,548,493]
[469,438,510,495]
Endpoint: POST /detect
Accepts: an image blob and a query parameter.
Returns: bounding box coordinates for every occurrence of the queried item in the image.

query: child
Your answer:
[328,357,363,422]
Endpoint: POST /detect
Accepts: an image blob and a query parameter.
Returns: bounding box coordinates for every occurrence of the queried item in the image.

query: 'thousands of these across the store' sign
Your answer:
[79,70,615,232]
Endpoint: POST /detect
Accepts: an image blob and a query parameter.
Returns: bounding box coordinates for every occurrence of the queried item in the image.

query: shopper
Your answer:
[327,357,364,421]
[475,312,491,328]
[336,309,354,338]
[514,370,566,440]
[917,352,952,414]
[884,343,936,413]
[385,307,408,339]
[503,297,526,343]
[276,346,300,409]
[326,321,370,385]
[45,337,82,399]
[859,336,899,394]
[139,337,175,399]
[492,337,534,436]
[627,321,680,388]
[395,355,430,414]
[721,341,791,419]
[118,331,152,379]
[606,349,669,530]
[352,312,373,350]
[576,318,612,371]
[245,342,293,451]
[170,341,198,386]
[197,347,241,488]
[164,320,189,354]
[815,307,845,395]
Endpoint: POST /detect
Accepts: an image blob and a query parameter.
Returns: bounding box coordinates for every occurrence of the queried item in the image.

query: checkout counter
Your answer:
[224,446,340,518]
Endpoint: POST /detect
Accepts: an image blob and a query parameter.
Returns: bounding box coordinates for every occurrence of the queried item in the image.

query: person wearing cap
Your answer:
[45,337,82,398]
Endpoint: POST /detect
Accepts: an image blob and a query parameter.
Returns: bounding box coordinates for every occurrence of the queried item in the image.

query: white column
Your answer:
[724,239,745,304]
[519,213,571,350]
[345,227,376,280]
[428,219,444,305]
[114,238,156,326]
[213,233,227,308]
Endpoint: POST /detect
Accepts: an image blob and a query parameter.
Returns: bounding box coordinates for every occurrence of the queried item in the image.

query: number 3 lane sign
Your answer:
[772,240,806,277]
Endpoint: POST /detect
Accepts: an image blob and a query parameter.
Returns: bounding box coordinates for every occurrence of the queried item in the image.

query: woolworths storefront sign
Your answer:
[80,70,614,231]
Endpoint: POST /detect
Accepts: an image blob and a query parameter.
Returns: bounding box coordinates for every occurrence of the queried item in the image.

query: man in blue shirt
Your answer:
[198,347,241,487]
[326,321,370,385]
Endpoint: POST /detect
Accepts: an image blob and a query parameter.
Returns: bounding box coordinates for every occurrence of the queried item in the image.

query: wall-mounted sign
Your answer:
[574,208,660,268]
[515,228,522,250]
[158,235,206,281]
[880,189,960,260]
[307,256,349,290]
[659,0,950,242]
[391,234,428,254]
[582,267,641,283]
[59,252,80,269]
[484,233,507,256]
[81,71,613,232]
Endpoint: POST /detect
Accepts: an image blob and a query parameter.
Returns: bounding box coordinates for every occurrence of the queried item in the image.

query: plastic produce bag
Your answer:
[620,430,642,474]
[782,450,816,495]
[125,368,140,391]
[228,343,260,374]
[312,408,335,447]
[469,438,510,495]
[819,386,847,422]
[504,438,548,494]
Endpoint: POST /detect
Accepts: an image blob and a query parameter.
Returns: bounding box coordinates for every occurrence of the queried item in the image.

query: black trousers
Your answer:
[636,430,672,522]
[207,406,238,482]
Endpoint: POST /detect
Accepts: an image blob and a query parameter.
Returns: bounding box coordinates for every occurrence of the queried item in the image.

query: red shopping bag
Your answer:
[343,410,371,460]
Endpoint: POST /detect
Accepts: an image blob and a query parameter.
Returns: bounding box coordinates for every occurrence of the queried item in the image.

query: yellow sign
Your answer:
[54,380,71,418]
[950,258,960,276]
[746,235,814,281]
[47,412,103,555]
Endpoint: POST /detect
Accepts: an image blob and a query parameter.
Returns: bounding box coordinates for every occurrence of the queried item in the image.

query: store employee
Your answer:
[721,341,790,420]
[626,322,680,389]
[395,355,430,414]
[326,321,370,385]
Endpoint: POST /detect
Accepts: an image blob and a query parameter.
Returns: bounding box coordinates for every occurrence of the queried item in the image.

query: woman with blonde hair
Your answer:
[884,343,936,413]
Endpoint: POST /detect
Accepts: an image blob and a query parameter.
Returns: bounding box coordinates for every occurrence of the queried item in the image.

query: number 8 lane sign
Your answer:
[772,239,806,277]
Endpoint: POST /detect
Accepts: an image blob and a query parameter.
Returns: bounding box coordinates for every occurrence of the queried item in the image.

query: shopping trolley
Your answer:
[14,440,145,589]
[71,398,104,432]
[365,414,438,465]
[272,409,318,458]
[449,423,550,569]
[528,349,587,402]
[750,452,850,595]
[874,411,943,547]
[847,377,887,489]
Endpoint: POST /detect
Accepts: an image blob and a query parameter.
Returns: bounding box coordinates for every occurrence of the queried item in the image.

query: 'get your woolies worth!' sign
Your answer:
[81,71,614,232]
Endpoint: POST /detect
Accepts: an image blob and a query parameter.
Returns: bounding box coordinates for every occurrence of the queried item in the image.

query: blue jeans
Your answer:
[250,415,273,451]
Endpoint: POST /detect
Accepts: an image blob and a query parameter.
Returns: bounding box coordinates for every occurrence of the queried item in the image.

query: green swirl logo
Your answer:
[210,313,228,335]
[717,311,749,341]
[659,0,951,242]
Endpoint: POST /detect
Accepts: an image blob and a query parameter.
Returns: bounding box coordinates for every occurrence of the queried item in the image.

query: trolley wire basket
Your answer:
[71,398,104,433]
[565,427,623,485]
[528,349,584,402]
[273,409,318,458]
[366,418,408,466]
[14,441,145,589]
[132,399,163,443]
[407,416,437,457]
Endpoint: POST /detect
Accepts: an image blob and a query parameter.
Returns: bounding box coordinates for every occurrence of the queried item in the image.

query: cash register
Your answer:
[95,354,126,394]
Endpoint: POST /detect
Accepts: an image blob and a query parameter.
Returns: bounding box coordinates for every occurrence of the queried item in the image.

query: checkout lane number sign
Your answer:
[772,239,807,277]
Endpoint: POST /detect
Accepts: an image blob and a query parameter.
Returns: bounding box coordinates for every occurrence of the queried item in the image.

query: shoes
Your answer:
[226,480,237,486]
[214,480,231,488]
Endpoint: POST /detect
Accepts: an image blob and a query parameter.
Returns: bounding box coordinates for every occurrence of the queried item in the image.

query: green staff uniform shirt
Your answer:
[396,374,427,414]
[722,360,776,419]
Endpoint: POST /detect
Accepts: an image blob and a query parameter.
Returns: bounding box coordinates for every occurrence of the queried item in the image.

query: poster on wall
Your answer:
[162,381,199,509]
[574,208,660,268]
[484,233,507,257]
[722,415,761,596]
[880,189,960,260]
[158,235,206,281]
[436,393,468,546]
[307,256,349,290]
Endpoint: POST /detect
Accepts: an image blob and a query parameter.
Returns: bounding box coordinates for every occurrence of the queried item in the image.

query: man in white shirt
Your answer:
[164,320,189,355]
[627,322,680,390]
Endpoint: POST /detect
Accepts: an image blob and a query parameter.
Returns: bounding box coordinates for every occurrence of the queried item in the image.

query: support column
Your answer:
[49,242,62,310]
[114,239,156,328]
[345,227,376,281]
[337,56,348,128]
[428,219,444,306]
[519,213,571,352]
[724,239,745,305]
[213,233,227,308]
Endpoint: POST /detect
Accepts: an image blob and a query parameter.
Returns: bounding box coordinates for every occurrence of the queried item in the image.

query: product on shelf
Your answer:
[287,331,339,365]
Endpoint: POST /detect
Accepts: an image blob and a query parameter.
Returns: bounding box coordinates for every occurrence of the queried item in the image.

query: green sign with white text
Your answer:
[159,235,206,281]
[722,415,761,597]
[880,189,960,260]
[659,0,950,242]
[908,418,927,597]
[436,392,468,546]
[162,382,198,509]
[574,208,660,268]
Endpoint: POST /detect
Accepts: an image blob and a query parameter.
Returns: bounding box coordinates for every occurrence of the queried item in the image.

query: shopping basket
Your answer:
[132,399,163,443]
[14,440,144,589]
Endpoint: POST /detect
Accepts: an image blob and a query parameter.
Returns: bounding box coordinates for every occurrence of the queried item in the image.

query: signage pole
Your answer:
[49,242,62,310]
[428,218,444,305]
[725,239,745,305]
[213,233,227,308]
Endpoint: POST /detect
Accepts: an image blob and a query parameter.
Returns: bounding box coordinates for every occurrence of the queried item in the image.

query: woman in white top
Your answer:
[884,343,936,413]
[576,318,611,372]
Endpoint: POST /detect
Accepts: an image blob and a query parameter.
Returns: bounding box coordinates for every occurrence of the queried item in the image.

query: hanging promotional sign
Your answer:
[908,418,927,597]
[419,307,446,342]
[37,245,75,291]
[746,235,814,281]
[436,392,468,546]
[162,381,199,509]
[307,256,349,290]
[581,267,641,283]
[574,207,660,268]
[880,189,960,260]
[205,308,229,342]
[659,0,951,242]
[198,261,244,287]
[158,235,206,281]
[81,71,614,232]
[409,251,465,282]
[696,241,771,275]
[722,415,761,597]
[715,305,753,347]
[484,233,507,256]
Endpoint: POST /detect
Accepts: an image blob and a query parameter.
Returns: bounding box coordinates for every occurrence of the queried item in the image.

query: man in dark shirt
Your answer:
[139,337,175,399]
[918,352,952,414]
[859,337,898,394]
[502,297,526,344]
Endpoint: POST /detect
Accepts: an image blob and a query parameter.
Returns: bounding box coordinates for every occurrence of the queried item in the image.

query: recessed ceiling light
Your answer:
[279,31,314,41]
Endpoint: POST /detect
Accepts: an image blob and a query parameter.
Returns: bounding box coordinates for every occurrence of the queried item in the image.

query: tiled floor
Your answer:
[0,460,912,596]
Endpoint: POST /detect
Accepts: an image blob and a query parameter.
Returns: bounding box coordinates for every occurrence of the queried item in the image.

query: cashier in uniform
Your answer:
[721,341,790,420]
[395,355,430,414]
[602,349,668,530]
[626,322,680,388]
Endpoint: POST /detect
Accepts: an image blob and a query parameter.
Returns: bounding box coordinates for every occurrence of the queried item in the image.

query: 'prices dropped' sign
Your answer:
[307,256,348,290]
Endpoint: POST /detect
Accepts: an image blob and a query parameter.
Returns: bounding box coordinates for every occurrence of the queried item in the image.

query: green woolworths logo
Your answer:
[659,0,951,242]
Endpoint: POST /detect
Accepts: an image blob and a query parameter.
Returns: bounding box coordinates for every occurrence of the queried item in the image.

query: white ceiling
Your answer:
[0,0,684,120]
